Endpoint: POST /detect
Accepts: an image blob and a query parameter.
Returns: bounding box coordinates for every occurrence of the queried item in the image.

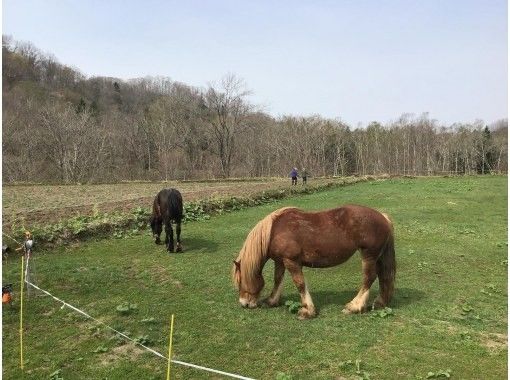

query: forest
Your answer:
[3,35,507,183]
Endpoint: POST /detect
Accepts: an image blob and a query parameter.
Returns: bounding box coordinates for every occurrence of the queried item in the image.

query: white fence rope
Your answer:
[24,276,255,380]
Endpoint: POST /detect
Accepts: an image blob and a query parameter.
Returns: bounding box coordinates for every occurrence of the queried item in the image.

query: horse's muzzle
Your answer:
[239,298,258,309]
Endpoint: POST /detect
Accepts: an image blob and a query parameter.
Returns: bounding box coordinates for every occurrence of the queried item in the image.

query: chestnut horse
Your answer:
[232,205,395,319]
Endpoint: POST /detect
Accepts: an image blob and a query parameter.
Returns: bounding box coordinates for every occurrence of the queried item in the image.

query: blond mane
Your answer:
[232,207,297,289]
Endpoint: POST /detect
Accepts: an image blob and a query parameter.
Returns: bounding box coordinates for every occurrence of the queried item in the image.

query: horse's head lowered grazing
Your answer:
[232,208,295,308]
[150,210,163,243]
[232,259,263,308]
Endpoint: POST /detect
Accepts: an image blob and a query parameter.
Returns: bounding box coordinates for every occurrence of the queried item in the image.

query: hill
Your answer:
[3,36,507,183]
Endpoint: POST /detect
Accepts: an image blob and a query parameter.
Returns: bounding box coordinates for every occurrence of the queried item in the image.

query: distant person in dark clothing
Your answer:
[302,168,308,185]
[290,167,298,185]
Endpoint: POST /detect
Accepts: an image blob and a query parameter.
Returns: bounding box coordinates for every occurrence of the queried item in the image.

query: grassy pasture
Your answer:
[2,176,507,379]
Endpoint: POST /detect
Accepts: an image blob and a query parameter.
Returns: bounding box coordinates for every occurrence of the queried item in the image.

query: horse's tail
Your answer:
[232,207,296,287]
[168,189,183,222]
[377,214,396,306]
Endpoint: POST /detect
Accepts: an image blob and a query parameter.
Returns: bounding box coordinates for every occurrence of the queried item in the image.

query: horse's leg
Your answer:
[165,221,174,252]
[265,260,285,307]
[163,219,169,246]
[343,251,378,314]
[175,221,182,252]
[284,259,316,319]
[373,261,395,309]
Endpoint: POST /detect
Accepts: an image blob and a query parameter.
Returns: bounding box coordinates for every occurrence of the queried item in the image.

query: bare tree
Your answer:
[491,119,508,173]
[204,74,252,177]
[38,103,106,183]
[2,36,507,182]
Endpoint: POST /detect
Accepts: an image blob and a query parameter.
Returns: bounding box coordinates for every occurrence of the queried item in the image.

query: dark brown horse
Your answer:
[150,188,183,252]
[232,205,395,319]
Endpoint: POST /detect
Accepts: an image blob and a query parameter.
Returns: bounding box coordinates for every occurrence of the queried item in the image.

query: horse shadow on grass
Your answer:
[180,237,219,254]
[279,287,426,313]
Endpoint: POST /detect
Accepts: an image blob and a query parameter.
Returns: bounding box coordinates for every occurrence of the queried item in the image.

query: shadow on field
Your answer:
[391,287,427,308]
[181,237,219,253]
[301,287,426,310]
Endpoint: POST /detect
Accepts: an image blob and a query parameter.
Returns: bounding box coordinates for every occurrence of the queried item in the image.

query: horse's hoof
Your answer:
[342,305,365,314]
[372,297,386,310]
[342,304,361,314]
[175,245,183,253]
[297,308,316,320]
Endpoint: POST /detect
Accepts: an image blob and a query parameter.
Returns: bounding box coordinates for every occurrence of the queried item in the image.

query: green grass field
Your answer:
[2,176,507,379]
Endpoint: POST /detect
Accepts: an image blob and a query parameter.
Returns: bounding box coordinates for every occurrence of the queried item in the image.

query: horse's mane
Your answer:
[232,207,297,288]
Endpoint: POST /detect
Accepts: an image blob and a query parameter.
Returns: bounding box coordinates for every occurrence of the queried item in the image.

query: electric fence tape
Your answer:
[24,278,255,380]
[3,231,255,379]
[3,232,254,378]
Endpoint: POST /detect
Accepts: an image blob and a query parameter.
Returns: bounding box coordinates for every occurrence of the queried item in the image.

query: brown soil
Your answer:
[3,179,328,229]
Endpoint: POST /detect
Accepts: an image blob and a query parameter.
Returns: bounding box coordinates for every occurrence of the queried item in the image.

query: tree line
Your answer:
[3,36,507,184]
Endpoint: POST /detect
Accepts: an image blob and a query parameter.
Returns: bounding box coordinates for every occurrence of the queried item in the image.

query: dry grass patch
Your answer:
[99,343,146,366]
[480,332,507,354]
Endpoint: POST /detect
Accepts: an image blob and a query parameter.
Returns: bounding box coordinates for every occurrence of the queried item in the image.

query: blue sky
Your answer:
[2,0,508,126]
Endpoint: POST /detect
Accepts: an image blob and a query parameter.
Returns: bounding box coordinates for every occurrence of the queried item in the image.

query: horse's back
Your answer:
[338,204,392,230]
[155,188,183,221]
[268,205,392,267]
[274,205,390,235]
